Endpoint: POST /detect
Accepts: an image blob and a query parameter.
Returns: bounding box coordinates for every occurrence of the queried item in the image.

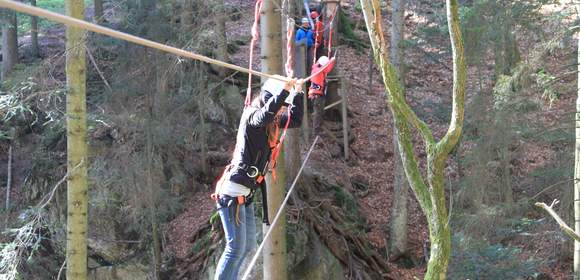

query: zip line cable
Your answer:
[0,0,334,86]
[0,0,288,82]
[240,136,319,280]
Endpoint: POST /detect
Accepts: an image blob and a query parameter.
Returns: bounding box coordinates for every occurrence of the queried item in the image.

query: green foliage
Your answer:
[448,233,544,280]
[338,10,366,52]
[17,0,94,34]
[0,207,50,280]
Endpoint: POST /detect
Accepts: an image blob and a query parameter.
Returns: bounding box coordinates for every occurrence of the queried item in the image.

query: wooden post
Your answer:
[368,51,373,94]
[341,81,349,160]
[294,40,309,142]
[5,145,12,211]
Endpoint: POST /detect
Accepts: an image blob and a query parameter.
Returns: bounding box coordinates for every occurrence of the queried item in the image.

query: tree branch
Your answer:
[435,0,467,157]
[360,0,435,146]
[535,200,580,243]
[360,0,433,212]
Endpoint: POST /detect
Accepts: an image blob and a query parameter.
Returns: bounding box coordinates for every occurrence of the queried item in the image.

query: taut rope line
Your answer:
[240,136,320,280]
[0,0,289,83]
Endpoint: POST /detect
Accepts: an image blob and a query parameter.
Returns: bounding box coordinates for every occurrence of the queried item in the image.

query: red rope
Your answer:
[245,0,264,107]
[285,19,295,78]
[269,19,297,180]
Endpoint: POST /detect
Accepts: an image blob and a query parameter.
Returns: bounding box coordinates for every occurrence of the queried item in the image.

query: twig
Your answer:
[535,199,580,242]
[530,178,575,200]
[38,159,84,210]
[56,260,65,280]
[85,46,113,93]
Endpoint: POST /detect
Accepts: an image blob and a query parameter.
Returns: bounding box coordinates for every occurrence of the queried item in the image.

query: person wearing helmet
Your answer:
[213,76,304,280]
[309,55,336,135]
[308,55,336,99]
[295,17,315,48]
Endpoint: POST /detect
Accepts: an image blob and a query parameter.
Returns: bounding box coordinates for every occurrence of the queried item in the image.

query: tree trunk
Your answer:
[65,0,88,279]
[30,0,39,58]
[216,0,228,77]
[574,31,580,280]
[261,0,287,279]
[181,0,193,31]
[94,0,104,23]
[388,0,409,260]
[1,7,18,80]
[360,0,466,278]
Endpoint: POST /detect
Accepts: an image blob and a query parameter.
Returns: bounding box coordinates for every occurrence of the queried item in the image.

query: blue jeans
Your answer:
[214,202,257,280]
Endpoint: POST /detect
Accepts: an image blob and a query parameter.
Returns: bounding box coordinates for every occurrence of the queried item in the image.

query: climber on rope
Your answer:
[308,55,336,100]
[212,76,304,280]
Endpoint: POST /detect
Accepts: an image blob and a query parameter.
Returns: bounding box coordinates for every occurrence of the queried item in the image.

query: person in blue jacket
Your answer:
[295,17,314,48]
[295,17,315,71]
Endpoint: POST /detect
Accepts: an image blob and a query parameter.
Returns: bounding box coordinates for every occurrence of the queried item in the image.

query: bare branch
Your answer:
[435,0,467,156]
[535,200,580,242]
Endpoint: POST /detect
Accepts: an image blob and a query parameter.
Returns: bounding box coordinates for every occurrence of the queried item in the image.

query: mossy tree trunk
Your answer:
[261,0,287,279]
[65,0,88,279]
[360,0,466,279]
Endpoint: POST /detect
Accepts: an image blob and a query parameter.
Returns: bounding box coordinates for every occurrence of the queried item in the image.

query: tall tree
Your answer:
[1,7,18,80]
[575,28,580,280]
[261,0,287,279]
[30,0,39,57]
[388,0,409,261]
[65,0,88,279]
[94,0,104,23]
[360,0,466,279]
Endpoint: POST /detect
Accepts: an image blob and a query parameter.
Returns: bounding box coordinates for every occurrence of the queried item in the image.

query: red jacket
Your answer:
[309,58,336,96]
[314,20,324,47]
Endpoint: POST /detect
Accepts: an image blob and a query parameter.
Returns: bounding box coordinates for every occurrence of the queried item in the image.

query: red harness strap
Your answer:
[245,0,264,107]
[268,106,293,181]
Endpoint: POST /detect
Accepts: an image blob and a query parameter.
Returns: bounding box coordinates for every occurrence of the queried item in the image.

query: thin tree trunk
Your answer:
[1,8,18,80]
[94,0,103,23]
[65,0,88,279]
[30,0,39,57]
[198,86,208,175]
[574,31,580,280]
[216,0,228,77]
[388,0,409,260]
[147,67,161,280]
[181,0,193,31]
[261,0,287,279]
